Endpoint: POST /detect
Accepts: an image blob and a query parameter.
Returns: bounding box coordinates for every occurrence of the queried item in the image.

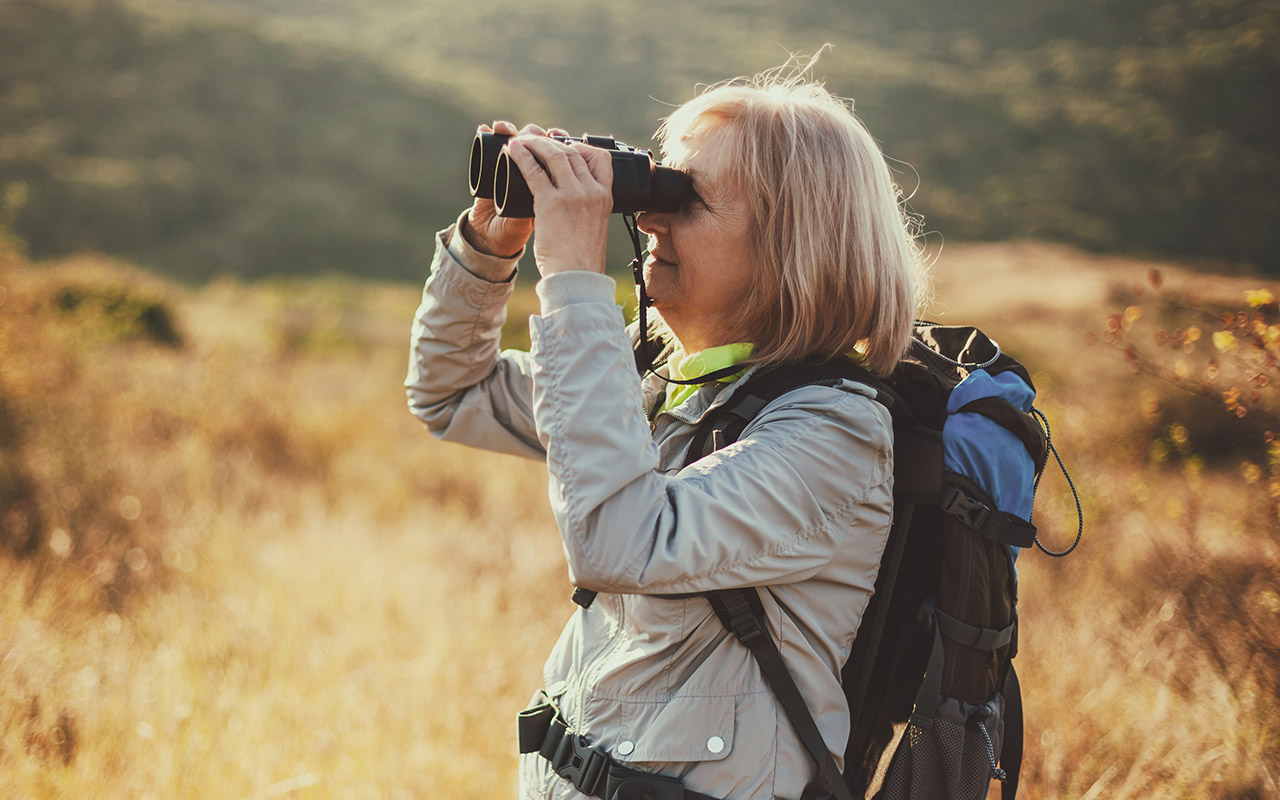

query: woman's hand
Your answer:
[504,135,614,277]
[461,121,566,258]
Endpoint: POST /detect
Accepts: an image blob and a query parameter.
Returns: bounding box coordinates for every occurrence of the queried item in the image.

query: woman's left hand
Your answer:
[504,135,614,277]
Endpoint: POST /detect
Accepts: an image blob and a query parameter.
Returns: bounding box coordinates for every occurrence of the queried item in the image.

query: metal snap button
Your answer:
[617,740,635,756]
[707,735,725,754]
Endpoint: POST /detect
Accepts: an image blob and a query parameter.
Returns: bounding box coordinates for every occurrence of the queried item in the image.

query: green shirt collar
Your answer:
[669,342,755,382]
[661,342,754,413]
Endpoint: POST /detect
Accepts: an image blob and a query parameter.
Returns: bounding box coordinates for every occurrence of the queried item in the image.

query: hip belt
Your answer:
[518,700,723,800]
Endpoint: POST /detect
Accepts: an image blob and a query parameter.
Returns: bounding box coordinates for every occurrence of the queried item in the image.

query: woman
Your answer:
[407,72,925,800]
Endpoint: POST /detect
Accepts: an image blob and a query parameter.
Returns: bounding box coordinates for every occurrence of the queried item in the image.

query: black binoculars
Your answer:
[469,131,690,218]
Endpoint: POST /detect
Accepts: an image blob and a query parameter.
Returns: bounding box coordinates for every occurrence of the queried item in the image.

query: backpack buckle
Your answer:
[549,725,610,796]
[728,609,765,644]
[941,485,990,530]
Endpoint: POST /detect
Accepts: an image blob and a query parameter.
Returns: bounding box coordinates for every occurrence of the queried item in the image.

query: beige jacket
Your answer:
[406,220,894,800]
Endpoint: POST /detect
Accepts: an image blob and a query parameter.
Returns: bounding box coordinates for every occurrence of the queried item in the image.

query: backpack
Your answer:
[688,322,1080,800]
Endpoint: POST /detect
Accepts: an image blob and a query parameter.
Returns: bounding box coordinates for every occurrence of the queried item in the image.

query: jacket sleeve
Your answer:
[530,272,894,595]
[404,214,545,459]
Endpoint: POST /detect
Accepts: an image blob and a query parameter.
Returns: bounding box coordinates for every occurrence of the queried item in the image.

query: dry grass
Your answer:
[0,242,1277,798]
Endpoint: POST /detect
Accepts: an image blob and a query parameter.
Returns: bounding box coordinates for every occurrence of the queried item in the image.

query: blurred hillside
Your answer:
[1,0,1277,280]
[0,0,476,282]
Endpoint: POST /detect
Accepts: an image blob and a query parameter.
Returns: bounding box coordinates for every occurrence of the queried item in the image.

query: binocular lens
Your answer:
[468,131,689,218]
[468,132,505,200]
[493,147,528,217]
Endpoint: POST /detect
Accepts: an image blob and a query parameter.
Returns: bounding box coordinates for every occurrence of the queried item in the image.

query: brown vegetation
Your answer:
[0,243,1277,797]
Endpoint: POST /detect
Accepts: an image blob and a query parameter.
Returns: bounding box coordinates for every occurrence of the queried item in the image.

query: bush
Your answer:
[52,283,182,347]
[0,258,345,612]
[1101,270,1280,516]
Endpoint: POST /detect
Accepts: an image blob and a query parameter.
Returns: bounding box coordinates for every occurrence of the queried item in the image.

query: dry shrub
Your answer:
[1177,554,1280,703]
[0,259,163,610]
[0,256,382,783]
[51,283,182,348]
[0,257,358,611]
[0,389,44,557]
[1095,271,1280,772]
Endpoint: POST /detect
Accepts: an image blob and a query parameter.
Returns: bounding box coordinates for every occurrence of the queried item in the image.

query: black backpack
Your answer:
[689,323,1080,800]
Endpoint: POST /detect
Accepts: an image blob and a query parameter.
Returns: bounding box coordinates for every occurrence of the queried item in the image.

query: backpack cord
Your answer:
[977,717,1007,783]
[1029,407,1084,557]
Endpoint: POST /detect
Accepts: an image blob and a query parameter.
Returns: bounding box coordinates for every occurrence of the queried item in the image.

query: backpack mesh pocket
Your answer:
[878,693,1003,800]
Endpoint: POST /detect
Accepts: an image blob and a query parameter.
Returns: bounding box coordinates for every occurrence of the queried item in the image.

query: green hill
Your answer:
[0,0,475,281]
[1,0,1277,280]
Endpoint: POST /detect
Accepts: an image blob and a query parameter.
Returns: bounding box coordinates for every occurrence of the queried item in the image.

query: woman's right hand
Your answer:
[462,121,567,258]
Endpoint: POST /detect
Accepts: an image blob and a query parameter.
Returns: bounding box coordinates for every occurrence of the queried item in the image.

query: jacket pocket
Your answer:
[615,694,735,765]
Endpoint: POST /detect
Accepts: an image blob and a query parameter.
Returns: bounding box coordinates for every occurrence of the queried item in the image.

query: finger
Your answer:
[506,139,556,192]
[519,123,550,137]
[573,143,614,187]
[563,143,599,185]
[491,120,519,136]
[516,135,581,187]
[547,127,571,138]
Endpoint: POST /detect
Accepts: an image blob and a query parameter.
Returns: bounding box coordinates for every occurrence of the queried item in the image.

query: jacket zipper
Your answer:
[572,592,628,732]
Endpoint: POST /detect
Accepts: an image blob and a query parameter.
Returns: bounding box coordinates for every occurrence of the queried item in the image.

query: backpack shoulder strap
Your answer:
[693,360,908,800]
[706,588,856,800]
[577,362,893,613]
[684,359,896,468]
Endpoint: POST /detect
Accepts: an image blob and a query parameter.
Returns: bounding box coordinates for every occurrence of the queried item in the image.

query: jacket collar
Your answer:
[644,363,765,426]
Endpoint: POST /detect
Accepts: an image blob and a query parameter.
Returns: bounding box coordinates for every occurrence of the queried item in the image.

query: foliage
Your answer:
[1094,271,1280,778]
[1,0,1278,282]
[53,283,181,346]
[1101,269,1280,514]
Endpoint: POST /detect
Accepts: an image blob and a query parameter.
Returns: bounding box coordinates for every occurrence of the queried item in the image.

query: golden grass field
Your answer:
[1,239,1277,799]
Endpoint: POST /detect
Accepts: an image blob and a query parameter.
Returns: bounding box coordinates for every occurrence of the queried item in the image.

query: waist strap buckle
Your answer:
[544,718,610,797]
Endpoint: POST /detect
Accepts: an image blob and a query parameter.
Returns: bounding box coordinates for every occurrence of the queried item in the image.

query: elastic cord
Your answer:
[1029,407,1084,557]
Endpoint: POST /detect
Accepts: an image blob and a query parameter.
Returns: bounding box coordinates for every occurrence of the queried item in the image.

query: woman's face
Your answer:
[636,127,756,353]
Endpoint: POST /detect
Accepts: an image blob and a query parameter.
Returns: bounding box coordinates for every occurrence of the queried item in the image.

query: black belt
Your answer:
[517,701,723,800]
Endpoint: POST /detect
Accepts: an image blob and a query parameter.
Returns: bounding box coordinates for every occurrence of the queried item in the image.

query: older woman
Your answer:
[407,73,924,800]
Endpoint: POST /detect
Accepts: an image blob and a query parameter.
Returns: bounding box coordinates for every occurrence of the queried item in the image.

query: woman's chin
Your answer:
[641,271,675,303]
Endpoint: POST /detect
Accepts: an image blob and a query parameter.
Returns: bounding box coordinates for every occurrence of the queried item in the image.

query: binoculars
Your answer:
[469,131,690,218]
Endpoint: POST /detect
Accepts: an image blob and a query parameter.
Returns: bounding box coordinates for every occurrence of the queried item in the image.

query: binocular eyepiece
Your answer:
[469,131,690,218]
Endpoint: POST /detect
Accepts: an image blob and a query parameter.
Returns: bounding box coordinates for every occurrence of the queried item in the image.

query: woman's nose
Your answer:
[636,210,669,236]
